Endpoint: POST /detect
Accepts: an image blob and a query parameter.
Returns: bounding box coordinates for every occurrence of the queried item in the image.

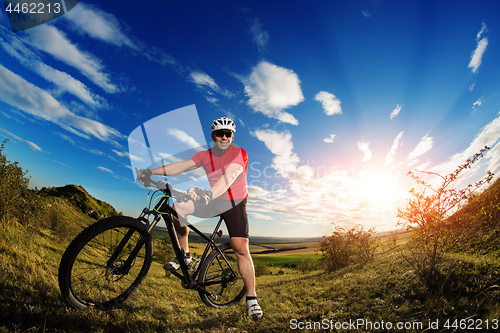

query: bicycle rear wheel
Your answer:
[197,242,246,307]
[58,216,153,309]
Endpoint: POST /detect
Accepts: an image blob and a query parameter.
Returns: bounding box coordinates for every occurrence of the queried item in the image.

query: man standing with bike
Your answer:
[138,117,263,321]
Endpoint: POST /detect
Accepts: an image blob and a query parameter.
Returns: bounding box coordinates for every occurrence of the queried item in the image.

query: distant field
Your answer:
[253,253,320,267]
[376,229,412,245]
[251,242,319,256]
[152,227,411,262]
[251,241,321,267]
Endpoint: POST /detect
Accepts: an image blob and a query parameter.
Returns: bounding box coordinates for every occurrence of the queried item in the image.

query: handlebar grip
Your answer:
[135,167,151,187]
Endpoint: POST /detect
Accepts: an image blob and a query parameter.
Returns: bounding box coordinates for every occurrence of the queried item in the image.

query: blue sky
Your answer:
[1,0,500,237]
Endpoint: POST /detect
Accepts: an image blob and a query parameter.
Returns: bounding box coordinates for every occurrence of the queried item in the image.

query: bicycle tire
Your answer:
[58,216,153,309]
[197,242,246,307]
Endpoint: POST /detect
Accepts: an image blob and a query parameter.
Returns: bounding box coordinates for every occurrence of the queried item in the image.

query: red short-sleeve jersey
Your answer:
[190,145,248,201]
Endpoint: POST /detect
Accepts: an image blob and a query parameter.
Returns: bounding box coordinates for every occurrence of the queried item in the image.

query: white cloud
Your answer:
[113,149,141,161]
[314,91,342,116]
[432,114,500,177]
[36,62,105,107]
[97,166,114,173]
[243,61,304,125]
[362,11,372,18]
[189,71,233,104]
[167,128,205,152]
[385,131,404,166]
[476,21,488,40]
[251,129,299,178]
[249,212,273,221]
[390,104,402,119]
[249,18,269,53]
[63,2,176,67]
[0,30,104,108]
[158,152,183,163]
[250,128,323,199]
[25,25,120,93]
[190,71,219,91]
[0,64,122,144]
[248,128,411,233]
[129,154,145,162]
[407,134,433,161]
[52,160,72,168]
[357,141,372,162]
[64,2,138,50]
[468,22,488,73]
[0,128,44,152]
[487,141,500,179]
[324,134,336,143]
[473,97,484,111]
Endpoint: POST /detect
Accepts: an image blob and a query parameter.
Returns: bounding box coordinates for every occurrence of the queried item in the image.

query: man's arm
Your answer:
[209,162,244,199]
[151,159,198,177]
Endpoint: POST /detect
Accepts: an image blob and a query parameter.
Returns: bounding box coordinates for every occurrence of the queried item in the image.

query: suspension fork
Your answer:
[106,228,137,268]
[106,199,167,274]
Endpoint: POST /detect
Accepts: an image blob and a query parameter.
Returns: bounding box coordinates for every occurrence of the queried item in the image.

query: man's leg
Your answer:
[230,237,256,296]
[230,237,263,320]
[172,201,194,254]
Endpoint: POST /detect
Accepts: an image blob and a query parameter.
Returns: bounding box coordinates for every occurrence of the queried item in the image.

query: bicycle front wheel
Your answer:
[58,216,153,309]
[197,242,246,307]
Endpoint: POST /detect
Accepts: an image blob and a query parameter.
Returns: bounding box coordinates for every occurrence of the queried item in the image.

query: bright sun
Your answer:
[356,170,398,206]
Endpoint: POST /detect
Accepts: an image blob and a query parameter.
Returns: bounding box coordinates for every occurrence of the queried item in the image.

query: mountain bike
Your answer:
[58,172,246,309]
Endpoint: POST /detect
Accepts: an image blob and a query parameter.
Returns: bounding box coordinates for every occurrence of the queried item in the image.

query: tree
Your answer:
[397,146,493,279]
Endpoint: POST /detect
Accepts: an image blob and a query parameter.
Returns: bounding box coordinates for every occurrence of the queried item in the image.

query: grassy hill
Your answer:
[447,177,500,255]
[1,143,499,332]
[1,196,499,332]
[40,184,119,221]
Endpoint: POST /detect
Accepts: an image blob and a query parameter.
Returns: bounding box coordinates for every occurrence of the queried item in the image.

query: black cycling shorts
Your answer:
[192,197,249,238]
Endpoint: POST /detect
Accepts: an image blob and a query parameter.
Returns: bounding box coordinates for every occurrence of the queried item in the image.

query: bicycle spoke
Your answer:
[60,217,152,309]
[198,243,245,307]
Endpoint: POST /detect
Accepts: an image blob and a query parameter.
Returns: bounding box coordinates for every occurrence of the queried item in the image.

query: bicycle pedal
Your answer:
[189,258,200,272]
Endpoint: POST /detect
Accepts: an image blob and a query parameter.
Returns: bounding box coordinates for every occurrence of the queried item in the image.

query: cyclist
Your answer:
[137,117,263,321]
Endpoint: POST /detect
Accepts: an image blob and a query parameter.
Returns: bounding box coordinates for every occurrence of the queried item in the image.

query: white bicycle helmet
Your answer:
[211,117,236,132]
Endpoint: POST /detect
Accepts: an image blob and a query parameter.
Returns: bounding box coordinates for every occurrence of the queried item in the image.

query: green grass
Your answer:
[253,253,320,267]
[0,177,499,332]
[2,213,499,333]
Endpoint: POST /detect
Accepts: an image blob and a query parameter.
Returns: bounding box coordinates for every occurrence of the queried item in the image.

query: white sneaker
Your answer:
[247,299,263,321]
[164,252,192,272]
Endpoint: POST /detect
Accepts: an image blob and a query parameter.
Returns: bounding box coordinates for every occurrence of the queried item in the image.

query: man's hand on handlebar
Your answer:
[135,168,211,204]
[187,187,213,206]
[136,168,152,181]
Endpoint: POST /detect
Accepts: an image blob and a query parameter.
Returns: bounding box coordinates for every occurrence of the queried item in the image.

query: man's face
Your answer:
[212,130,234,151]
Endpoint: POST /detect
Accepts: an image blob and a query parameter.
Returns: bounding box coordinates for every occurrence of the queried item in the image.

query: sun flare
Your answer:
[356,170,399,206]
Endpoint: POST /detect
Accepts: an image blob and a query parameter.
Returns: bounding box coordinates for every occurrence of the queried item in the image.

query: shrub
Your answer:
[48,208,69,241]
[0,139,46,228]
[397,146,493,279]
[297,258,320,273]
[319,224,378,273]
[254,262,272,276]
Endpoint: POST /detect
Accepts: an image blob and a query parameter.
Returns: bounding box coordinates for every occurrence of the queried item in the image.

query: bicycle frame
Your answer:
[113,185,237,300]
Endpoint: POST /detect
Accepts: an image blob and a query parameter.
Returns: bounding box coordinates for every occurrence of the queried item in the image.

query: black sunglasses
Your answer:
[214,130,233,138]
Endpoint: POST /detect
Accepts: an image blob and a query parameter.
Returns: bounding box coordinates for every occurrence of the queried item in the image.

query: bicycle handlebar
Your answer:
[135,168,187,198]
